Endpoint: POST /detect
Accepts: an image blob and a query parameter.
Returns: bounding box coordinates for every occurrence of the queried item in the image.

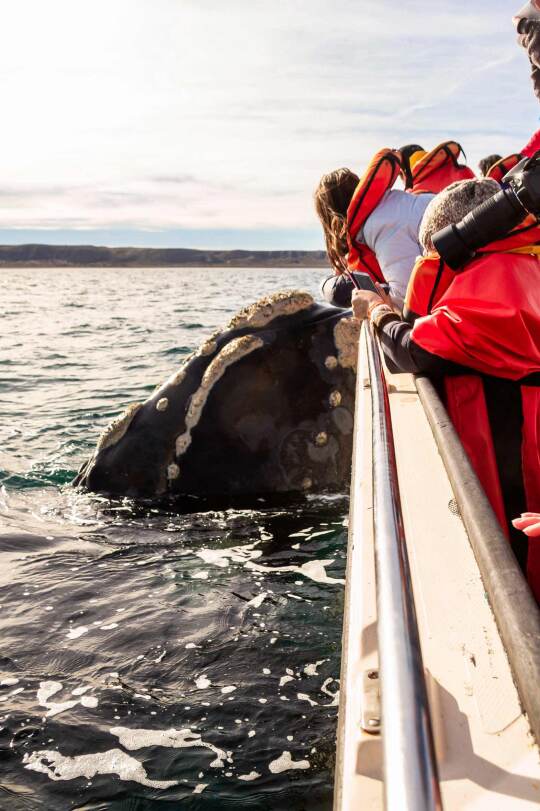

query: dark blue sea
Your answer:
[0,268,347,811]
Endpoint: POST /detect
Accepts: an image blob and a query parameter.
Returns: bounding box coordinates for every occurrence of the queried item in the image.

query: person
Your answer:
[515,1,540,100]
[484,152,523,183]
[401,141,475,194]
[478,154,502,176]
[316,141,476,310]
[514,513,540,537]
[352,177,540,600]
[316,148,434,310]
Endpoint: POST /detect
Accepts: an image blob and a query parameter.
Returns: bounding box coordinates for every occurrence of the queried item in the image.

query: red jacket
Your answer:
[409,231,540,599]
[522,129,540,158]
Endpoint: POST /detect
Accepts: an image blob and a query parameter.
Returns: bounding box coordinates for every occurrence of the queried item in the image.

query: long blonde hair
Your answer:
[314,168,359,274]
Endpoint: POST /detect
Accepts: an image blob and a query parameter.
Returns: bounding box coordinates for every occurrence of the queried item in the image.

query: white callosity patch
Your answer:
[268,751,310,774]
[167,463,180,480]
[279,675,294,687]
[333,317,361,370]
[110,726,228,768]
[96,403,142,452]
[23,748,177,789]
[227,290,314,330]
[324,355,338,370]
[329,390,342,408]
[238,771,261,781]
[1,677,19,686]
[193,783,208,794]
[156,397,168,412]
[175,335,263,459]
[195,675,211,689]
[221,685,236,694]
[198,336,218,356]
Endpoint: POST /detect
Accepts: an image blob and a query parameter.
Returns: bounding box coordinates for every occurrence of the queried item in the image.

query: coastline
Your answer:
[0,244,328,269]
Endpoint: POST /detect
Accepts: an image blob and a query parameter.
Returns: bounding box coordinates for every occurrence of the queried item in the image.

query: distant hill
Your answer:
[0,244,328,268]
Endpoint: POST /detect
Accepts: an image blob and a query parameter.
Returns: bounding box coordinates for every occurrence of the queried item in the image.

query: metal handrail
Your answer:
[364,322,442,811]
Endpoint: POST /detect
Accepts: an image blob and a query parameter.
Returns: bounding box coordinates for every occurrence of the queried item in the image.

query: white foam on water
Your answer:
[1,678,19,686]
[268,751,310,774]
[246,592,268,608]
[304,660,327,676]
[245,559,344,585]
[291,543,300,550]
[288,528,314,538]
[262,668,271,675]
[23,748,177,789]
[297,693,318,707]
[279,675,294,687]
[221,685,236,694]
[81,696,99,709]
[191,571,209,580]
[37,681,62,705]
[66,626,89,640]
[238,771,261,781]
[248,730,256,738]
[321,678,340,706]
[110,726,228,766]
[195,675,211,690]
[193,783,208,793]
[196,543,262,569]
[100,623,119,630]
[71,686,92,696]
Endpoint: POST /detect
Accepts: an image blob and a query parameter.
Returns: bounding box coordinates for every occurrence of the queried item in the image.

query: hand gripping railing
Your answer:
[364,322,443,811]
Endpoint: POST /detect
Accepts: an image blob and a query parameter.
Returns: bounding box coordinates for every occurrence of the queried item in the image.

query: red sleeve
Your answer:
[522,128,540,158]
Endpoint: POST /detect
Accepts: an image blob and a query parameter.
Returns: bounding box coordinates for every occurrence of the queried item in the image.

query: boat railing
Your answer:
[415,373,540,747]
[364,322,443,811]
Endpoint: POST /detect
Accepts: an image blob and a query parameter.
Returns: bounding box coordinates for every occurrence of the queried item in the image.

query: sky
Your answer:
[0,0,537,250]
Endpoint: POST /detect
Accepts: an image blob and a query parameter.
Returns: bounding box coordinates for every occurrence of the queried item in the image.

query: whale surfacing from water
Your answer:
[75,291,359,499]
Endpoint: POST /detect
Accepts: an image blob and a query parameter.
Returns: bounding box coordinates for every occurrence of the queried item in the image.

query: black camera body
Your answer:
[432,151,540,270]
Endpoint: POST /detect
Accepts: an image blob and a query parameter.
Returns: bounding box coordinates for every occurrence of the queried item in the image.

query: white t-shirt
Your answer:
[356,189,434,308]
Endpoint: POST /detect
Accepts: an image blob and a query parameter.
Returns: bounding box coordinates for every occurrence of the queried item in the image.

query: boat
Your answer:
[334,323,540,810]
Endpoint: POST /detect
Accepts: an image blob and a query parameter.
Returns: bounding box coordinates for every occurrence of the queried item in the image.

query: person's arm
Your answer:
[352,290,458,376]
[512,513,540,537]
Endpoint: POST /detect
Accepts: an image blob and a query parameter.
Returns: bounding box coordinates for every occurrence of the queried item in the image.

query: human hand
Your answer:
[512,512,540,537]
[352,289,383,320]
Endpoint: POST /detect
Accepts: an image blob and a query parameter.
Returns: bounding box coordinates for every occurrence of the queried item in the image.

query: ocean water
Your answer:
[0,268,347,811]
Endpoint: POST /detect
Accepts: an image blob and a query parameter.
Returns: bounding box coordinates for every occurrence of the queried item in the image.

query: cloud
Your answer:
[0,0,536,245]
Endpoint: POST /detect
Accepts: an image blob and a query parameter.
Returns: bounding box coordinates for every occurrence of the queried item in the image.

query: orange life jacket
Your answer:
[403,215,540,322]
[408,230,540,600]
[346,148,402,284]
[485,153,522,184]
[405,141,475,194]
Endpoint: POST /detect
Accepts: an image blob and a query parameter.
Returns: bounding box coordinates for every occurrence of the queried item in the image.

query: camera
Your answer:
[432,151,540,270]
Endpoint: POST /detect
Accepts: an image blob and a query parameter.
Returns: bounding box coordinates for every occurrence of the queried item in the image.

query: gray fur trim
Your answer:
[419,178,500,253]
